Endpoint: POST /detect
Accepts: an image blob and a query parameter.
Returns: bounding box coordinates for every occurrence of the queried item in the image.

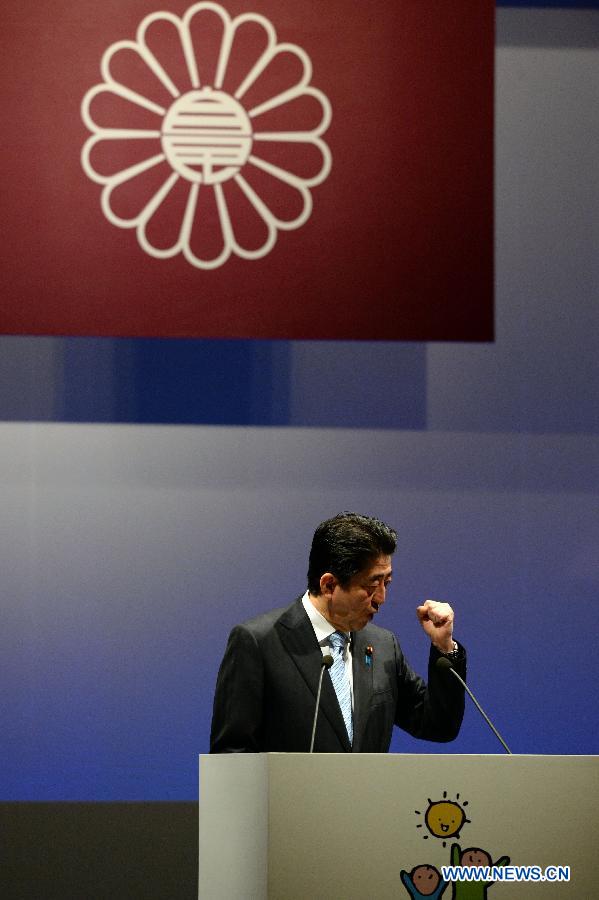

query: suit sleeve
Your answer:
[210,624,265,753]
[393,638,466,742]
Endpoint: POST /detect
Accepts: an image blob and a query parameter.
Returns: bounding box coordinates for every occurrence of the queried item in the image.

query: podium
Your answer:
[198,753,598,899]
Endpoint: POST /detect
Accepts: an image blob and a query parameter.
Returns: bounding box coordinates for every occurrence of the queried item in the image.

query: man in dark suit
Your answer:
[210,512,466,753]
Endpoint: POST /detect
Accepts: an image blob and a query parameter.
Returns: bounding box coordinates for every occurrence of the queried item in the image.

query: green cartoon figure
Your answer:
[450,843,510,900]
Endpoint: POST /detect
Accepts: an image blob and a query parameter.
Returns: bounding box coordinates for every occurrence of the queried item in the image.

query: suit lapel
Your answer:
[351,629,374,753]
[277,599,352,751]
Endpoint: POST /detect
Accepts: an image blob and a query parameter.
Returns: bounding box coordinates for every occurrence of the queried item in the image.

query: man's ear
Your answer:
[319,572,337,597]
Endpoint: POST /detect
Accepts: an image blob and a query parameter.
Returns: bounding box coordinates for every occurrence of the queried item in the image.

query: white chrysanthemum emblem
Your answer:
[81,2,332,269]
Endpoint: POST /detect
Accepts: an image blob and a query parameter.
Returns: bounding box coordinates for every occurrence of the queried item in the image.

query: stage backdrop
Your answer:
[0,0,597,797]
[1,0,493,340]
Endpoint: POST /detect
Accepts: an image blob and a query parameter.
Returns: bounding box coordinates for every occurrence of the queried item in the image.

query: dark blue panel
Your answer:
[0,336,427,429]
[497,1,599,7]
[60,338,291,426]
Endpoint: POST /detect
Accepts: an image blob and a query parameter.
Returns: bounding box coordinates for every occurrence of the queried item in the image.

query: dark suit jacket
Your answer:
[210,597,466,753]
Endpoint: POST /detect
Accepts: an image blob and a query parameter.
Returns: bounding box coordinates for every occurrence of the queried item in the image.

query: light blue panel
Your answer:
[429,20,599,436]
[1,424,597,799]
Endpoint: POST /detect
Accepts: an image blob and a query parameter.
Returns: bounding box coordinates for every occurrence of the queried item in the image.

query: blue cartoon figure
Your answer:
[401,864,448,899]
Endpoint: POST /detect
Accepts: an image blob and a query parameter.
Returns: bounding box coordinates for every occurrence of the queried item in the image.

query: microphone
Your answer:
[435,656,512,754]
[309,654,333,753]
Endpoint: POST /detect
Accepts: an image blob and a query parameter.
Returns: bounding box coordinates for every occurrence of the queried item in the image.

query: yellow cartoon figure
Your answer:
[415,791,471,848]
[425,800,466,839]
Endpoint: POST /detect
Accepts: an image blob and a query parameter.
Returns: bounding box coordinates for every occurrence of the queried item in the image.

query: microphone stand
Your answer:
[437,657,512,754]
[309,655,333,753]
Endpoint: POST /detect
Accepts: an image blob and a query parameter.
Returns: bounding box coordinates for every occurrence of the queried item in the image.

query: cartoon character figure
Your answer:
[450,843,510,900]
[401,864,448,899]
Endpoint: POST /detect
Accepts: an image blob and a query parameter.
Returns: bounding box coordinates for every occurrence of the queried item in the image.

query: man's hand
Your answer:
[416,600,455,653]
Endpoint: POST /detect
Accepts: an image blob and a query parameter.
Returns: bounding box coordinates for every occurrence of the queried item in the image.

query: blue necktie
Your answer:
[329,631,353,744]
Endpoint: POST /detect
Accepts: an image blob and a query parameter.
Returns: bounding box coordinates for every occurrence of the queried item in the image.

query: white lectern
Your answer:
[199,754,598,899]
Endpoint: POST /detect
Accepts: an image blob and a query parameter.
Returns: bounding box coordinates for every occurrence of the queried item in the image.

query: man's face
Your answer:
[318,555,393,632]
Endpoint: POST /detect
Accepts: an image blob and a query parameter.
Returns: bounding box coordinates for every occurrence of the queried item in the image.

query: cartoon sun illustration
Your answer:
[415,791,470,847]
[81,2,332,269]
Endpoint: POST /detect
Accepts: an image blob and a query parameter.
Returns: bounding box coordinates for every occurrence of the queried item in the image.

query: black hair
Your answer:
[307,512,397,595]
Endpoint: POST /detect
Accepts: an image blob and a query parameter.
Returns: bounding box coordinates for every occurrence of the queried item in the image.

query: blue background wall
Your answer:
[1,5,598,802]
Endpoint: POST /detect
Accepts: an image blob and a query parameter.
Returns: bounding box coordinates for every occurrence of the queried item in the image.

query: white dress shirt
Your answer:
[301,591,354,707]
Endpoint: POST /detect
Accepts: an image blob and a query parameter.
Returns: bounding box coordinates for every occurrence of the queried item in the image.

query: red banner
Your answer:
[1,1,493,339]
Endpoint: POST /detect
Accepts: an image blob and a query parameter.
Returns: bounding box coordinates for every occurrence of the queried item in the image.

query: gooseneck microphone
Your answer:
[436,656,512,754]
[309,654,333,753]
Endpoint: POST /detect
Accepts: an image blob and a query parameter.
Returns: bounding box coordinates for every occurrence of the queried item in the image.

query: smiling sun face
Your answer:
[425,800,465,838]
[415,791,470,847]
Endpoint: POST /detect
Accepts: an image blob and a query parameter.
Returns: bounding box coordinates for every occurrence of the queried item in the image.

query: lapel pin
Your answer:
[365,646,373,667]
